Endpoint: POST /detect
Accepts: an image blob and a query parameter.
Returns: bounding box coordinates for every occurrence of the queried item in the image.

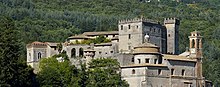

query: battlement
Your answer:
[164,18,180,25]
[119,17,159,24]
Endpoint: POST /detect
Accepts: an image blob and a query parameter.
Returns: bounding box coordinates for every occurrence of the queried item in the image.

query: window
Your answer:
[79,48,84,57]
[138,59,141,64]
[158,69,162,75]
[128,34,131,39]
[145,59,149,63]
[121,25,123,30]
[132,57,134,62]
[38,52,41,59]
[99,51,102,54]
[196,39,199,49]
[106,35,108,37]
[128,25,131,29]
[110,51,113,53]
[171,69,174,75]
[168,34,171,37]
[182,69,185,76]
[128,46,131,50]
[71,48,76,58]
[132,69,135,74]
[192,39,195,48]
[154,59,157,64]
[137,25,138,29]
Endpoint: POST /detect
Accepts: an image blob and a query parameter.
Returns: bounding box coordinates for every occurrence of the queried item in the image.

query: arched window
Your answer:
[71,48,76,58]
[38,52,41,59]
[79,48,84,57]
[192,39,195,48]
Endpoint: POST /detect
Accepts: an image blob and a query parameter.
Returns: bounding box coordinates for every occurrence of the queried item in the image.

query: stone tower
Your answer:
[118,18,166,53]
[164,18,180,54]
[118,18,145,53]
[189,30,203,86]
[26,42,47,73]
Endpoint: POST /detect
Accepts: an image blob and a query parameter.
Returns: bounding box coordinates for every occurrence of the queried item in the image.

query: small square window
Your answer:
[145,59,149,63]
[128,25,131,29]
[132,69,135,74]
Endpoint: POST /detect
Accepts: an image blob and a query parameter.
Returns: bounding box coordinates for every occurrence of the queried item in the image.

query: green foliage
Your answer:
[37,56,80,87]
[37,57,128,87]
[57,43,63,53]
[87,58,129,87]
[72,35,111,45]
[0,0,220,85]
[0,16,35,87]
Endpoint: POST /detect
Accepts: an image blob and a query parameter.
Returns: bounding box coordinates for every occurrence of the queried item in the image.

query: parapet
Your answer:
[118,17,159,24]
[164,18,180,25]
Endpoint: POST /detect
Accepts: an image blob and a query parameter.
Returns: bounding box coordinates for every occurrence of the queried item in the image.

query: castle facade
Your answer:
[26,17,212,87]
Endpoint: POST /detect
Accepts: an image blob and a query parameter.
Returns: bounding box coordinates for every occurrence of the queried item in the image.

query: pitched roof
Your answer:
[46,42,58,46]
[68,35,90,39]
[83,31,118,36]
[163,54,197,62]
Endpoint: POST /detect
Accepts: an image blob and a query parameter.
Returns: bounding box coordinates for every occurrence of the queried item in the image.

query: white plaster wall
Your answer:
[134,54,159,64]
[121,67,146,87]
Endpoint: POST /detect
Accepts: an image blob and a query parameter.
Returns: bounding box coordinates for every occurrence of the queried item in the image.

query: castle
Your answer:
[26,17,212,87]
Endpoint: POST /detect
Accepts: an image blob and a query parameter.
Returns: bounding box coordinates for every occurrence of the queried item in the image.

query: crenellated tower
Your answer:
[118,17,165,53]
[164,18,180,54]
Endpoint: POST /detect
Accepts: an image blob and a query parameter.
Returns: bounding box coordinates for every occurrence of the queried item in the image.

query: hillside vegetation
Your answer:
[0,0,220,85]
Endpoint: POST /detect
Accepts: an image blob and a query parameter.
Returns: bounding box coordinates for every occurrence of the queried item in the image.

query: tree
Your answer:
[87,58,129,87]
[0,16,35,87]
[37,54,80,87]
[57,43,63,53]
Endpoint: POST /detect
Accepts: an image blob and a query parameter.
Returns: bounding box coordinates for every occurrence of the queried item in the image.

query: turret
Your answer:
[188,30,203,86]
[189,30,203,58]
